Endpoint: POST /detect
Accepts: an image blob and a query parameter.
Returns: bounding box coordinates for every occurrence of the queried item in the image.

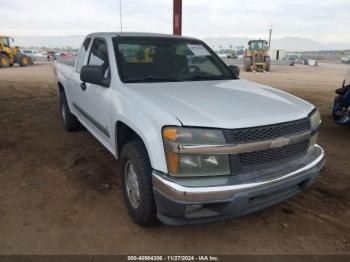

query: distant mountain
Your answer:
[15,35,85,49]
[204,36,350,51]
[13,35,350,52]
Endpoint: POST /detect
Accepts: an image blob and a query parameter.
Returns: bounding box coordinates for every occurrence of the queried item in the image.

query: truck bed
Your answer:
[54,60,75,87]
[56,58,75,67]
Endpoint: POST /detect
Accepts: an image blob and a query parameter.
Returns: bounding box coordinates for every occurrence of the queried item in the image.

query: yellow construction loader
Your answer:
[0,36,30,68]
[243,40,270,72]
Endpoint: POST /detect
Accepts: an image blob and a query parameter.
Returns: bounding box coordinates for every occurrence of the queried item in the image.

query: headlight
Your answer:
[310,109,321,130]
[163,127,226,144]
[162,127,230,177]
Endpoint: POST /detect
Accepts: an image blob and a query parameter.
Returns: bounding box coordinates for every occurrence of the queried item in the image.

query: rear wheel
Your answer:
[120,140,157,226]
[19,55,29,67]
[265,56,271,72]
[0,54,10,68]
[59,91,80,132]
[244,57,252,72]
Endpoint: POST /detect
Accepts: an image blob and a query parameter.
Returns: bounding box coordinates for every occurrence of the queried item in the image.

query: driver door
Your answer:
[73,37,114,150]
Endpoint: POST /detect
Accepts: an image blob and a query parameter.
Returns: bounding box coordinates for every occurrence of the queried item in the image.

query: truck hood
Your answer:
[127,79,314,129]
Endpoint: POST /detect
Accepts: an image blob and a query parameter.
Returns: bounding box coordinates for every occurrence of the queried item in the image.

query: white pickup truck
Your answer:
[54,32,325,226]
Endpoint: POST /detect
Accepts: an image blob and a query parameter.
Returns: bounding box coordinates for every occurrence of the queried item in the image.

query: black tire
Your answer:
[0,54,10,68]
[332,96,342,120]
[244,57,252,72]
[120,140,157,226]
[59,91,80,132]
[19,55,29,67]
[265,56,271,72]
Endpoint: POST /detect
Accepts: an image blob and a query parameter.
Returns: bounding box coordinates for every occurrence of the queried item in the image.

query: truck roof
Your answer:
[86,32,198,41]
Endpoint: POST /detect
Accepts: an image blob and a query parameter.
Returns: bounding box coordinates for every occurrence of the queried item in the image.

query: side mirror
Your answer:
[80,65,110,87]
[228,65,240,77]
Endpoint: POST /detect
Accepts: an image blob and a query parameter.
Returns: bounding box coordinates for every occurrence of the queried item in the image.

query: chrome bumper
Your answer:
[152,145,325,203]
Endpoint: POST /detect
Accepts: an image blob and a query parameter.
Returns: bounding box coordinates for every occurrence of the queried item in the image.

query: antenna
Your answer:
[119,0,123,32]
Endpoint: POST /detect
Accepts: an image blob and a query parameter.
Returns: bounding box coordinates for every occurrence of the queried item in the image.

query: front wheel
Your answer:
[120,140,157,226]
[244,57,252,72]
[265,56,271,72]
[0,54,10,68]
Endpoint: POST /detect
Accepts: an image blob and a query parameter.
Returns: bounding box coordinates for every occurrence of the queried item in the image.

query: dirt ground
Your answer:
[0,63,349,255]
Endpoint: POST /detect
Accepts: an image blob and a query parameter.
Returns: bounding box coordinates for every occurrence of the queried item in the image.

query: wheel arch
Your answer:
[57,81,65,94]
[115,121,149,160]
[57,81,75,113]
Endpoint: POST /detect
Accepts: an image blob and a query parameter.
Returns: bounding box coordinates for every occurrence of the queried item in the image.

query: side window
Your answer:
[75,38,91,73]
[88,38,110,80]
[3,38,10,47]
[88,38,110,79]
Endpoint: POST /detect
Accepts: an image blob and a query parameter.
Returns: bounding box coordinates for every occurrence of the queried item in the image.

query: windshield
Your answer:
[250,41,265,50]
[113,37,236,83]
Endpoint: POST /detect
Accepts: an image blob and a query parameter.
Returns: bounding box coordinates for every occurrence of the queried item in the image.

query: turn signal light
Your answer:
[163,128,177,141]
[165,152,179,174]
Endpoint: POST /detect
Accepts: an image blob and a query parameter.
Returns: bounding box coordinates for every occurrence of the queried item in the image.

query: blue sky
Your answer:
[1,0,349,43]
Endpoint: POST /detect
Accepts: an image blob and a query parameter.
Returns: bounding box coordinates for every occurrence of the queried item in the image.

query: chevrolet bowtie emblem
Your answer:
[271,137,290,148]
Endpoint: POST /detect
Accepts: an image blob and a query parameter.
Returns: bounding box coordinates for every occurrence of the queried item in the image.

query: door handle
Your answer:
[80,82,87,91]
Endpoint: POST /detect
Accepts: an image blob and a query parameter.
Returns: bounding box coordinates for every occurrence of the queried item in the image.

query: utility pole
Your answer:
[173,0,182,35]
[119,0,123,32]
[268,25,273,48]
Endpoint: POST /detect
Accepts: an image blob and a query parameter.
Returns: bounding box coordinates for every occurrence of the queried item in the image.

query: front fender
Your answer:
[111,89,181,173]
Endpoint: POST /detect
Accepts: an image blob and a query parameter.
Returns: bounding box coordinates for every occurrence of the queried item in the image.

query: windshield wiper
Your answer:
[124,76,179,83]
[177,75,231,81]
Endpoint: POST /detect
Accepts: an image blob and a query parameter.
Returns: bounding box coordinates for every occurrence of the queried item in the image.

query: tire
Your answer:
[265,56,271,72]
[120,140,157,226]
[0,54,10,68]
[19,55,29,67]
[59,91,80,132]
[332,96,342,120]
[244,57,252,72]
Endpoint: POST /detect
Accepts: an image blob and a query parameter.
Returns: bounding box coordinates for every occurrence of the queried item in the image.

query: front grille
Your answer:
[230,118,310,143]
[227,118,311,173]
[239,141,308,167]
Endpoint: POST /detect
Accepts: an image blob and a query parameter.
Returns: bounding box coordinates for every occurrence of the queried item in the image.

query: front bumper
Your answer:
[152,145,325,225]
